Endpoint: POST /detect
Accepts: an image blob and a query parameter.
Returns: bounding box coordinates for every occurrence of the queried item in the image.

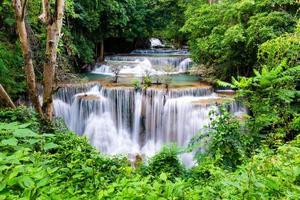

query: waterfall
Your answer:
[133,91,142,143]
[131,49,189,55]
[93,46,192,76]
[150,38,164,48]
[54,83,245,166]
[178,58,193,72]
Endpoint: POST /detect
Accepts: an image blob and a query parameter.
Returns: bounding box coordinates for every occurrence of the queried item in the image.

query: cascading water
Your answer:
[150,38,164,48]
[92,39,192,76]
[54,84,245,166]
[54,44,245,166]
[133,91,142,143]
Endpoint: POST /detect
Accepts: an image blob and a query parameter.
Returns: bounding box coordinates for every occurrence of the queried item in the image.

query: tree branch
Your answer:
[21,0,28,20]
[0,84,16,108]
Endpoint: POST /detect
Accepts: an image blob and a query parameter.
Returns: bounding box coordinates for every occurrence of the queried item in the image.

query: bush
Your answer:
[0,108,300,199]
[141,145,185,179]
[0,41,26,100]
[0,109,131,199]
[143,75,152,88]
[221,62,300,146]
[188,107,254,170]
[0,106,37,124]
[132,79,141,90]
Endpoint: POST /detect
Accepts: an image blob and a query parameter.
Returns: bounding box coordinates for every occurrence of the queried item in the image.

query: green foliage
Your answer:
[222,62,300,146]
[0,109,131,199]
[141,145,185,179]
[188,136,300,199]
[258,22,300,68]
[182,0,300,79]
[0,107,37,124]
[63,0,162,67]
[0,41,25,100]
[1,0,300,198]
[132,79,142,90]
[143,75,153,89]
[0,108,300,199]
[151,0,188,46]
[188,107,254,170]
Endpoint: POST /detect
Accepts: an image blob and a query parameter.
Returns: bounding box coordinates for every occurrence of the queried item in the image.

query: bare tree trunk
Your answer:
[41,0,65,120]
[99,40,104,62]
[13,0,65,120]
[0,84,16,108]
[12,0,43,115]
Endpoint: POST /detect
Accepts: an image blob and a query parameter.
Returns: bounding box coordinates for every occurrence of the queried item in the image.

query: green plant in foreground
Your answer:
[188,106,254,170]
[141,145,185,180]
[219,62,300,146]
[0,107,300,199]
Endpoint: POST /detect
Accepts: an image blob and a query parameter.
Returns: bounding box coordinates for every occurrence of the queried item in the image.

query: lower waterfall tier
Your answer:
[53,83,245,166]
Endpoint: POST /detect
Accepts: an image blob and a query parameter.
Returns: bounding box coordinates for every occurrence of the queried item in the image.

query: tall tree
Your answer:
[40,0,65,119]
[13,0,65,120]
[13,0,43,115]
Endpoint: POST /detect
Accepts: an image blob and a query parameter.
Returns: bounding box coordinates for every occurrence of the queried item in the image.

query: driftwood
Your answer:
[0,84,16,108]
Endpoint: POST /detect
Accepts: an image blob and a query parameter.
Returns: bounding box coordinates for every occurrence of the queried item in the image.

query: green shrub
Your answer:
[188,107,254,170]
[0,108,300,199]
[141,145,185,179]
[220,62,300,146]
[132,79,141,90]
[0,41,26,100]
[143,75,152,89]
[0,106,37,124]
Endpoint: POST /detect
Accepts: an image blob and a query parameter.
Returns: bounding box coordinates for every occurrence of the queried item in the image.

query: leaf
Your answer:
[43,142,59,151]
[18,123,32,128]
[20,176,35,188]
[0,165,10,172]
[160,173,167,181]
[26,139,40,145]
[13,129,38,138]
[37,177,50,188]
[0,182,5,192]
[254,181,265,189]
[0,122,19,131]
[1,138,18,146]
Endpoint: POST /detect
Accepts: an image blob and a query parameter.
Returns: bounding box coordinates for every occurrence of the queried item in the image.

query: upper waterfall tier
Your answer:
[53,83,245,166]
[92,47,193,76]
[131,48,190,56]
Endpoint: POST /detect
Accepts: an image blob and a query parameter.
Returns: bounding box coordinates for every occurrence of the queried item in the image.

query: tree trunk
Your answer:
[13,0,65,120]
[12,0,43,115]
[99,40,104,62]
[42,0,65,120]
[0,84,16,108]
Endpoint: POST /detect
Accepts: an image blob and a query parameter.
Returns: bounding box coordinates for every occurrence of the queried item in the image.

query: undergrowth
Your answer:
[0,107,299,199]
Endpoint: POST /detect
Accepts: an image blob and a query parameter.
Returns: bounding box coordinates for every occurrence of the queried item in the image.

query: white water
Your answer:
[93,45,192,76]
[93,57,192,76]
[178,58,193,72]
[133,91,142,143]
[54,84,245,166]
[150,38,164,47]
